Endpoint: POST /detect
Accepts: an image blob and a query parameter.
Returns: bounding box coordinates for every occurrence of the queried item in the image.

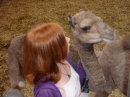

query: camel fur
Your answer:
[98,35,130,96]
[6,34,25,88]
[2,88,25,97]
[68,10,130,97]
[68,9,116,92]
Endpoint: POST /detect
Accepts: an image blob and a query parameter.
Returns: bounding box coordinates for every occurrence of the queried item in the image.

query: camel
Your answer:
[68,10,130,97]
[6,34,25,88]
[98,35,130,96]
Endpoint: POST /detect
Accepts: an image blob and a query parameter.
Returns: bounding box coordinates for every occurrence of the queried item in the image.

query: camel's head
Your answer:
[68,10,116,44]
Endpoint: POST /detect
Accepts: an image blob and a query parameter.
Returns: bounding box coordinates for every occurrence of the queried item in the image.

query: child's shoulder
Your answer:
[34,77,61,97]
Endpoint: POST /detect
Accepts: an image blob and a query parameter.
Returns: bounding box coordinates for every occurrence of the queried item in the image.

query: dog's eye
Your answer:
[81,26,91,32]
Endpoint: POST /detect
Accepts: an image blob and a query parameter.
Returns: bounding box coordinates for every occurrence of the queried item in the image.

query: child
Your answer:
[22,23,89,97]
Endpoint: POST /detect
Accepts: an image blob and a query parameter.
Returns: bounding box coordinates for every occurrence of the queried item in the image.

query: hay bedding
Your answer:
[0,0,129,96]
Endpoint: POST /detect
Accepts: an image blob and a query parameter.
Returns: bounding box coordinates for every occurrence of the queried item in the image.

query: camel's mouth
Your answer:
[102,33,117,43]
[102,38,114,43]
[86,35,116,43]
[85,38,103,44]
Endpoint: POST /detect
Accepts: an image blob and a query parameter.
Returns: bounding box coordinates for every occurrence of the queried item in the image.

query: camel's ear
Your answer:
[68,14,75,28]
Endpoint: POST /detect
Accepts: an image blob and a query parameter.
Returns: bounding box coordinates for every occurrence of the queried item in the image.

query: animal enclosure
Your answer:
[0,0,130,97]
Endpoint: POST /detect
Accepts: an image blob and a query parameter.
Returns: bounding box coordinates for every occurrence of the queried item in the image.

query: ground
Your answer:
[0,0,130,97]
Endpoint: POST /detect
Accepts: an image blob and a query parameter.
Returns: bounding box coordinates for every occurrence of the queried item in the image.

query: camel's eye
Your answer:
[81,26,91,32]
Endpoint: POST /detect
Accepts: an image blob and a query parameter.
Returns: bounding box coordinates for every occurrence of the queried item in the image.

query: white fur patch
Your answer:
[18,81,25,88]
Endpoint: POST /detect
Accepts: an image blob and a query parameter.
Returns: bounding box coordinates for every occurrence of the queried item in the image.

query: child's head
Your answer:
[22,23,68,85]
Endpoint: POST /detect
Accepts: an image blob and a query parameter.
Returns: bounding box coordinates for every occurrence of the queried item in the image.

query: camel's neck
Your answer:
[77,41,94,57]
[75,39,106,91]
[75,39,96,59]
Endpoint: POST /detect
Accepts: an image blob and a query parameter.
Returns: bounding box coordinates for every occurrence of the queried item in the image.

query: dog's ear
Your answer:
[68,14,75,28]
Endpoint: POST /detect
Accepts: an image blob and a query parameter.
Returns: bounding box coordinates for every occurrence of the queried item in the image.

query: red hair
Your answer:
[22,23,68,85]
